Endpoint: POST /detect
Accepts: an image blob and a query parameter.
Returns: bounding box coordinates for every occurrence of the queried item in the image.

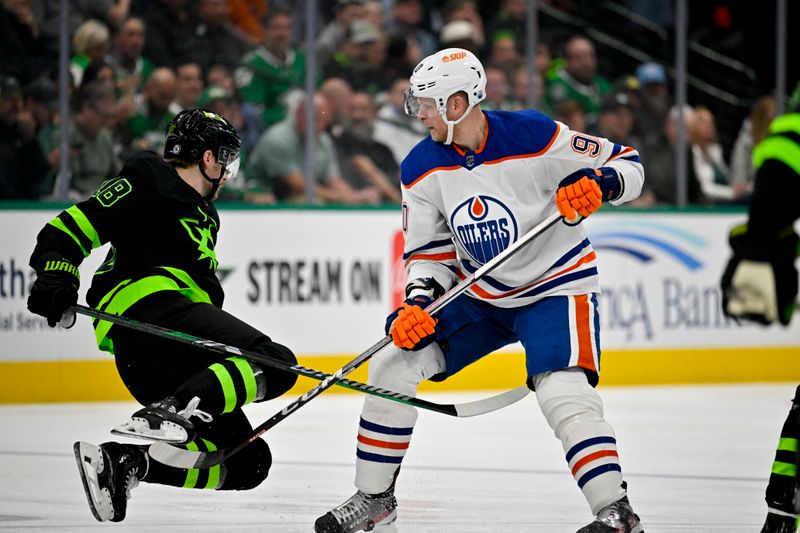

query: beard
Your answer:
[349,122,374,142]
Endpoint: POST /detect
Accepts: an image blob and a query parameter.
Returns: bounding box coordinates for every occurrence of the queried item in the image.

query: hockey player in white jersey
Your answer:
[315,48,645,533]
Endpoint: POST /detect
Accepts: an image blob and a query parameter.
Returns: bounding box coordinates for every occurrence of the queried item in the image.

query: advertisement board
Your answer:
[1,207,797,401]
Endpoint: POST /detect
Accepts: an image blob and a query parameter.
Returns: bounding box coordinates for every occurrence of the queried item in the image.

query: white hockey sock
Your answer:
[355,344,445,494]
[534,369,625,515]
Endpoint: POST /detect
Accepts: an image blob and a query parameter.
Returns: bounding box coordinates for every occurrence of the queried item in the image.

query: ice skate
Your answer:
[315,490,398,532]
[761,511,798,533]
[111,395,211,444]
[73,441,148,522]
[576,496,644,533]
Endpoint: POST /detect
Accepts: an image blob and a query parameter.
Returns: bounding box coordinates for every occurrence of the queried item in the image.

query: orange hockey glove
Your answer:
[556,167,621,221]
[385,295,437,351]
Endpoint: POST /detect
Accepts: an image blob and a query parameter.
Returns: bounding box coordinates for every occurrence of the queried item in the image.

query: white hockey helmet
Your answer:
[404,48,486,144]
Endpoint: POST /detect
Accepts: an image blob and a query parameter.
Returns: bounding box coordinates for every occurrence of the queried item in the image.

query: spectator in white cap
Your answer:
[441,0,485,50]
[439,20,480,53]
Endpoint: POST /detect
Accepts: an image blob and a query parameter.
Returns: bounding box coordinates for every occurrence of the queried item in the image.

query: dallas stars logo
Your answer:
[180,206,218,270]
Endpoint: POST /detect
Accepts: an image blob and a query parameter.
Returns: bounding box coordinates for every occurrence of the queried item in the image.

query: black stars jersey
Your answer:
[30,151,224,353]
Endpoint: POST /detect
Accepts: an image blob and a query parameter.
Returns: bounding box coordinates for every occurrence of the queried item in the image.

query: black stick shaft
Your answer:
[69,304,457,415]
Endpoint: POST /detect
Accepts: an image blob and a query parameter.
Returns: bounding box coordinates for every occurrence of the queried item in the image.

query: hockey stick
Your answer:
[67,304,529,418]
[148,211,563,469]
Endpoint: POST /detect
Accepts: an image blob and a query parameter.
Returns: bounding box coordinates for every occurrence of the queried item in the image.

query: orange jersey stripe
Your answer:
[404,251,457,267]
[357,434,410,450]
[467,250,597,300]
[575,294,596,372]
[606,146,634,162]
[570,449,619,476]
[453,117,490,156]
[475,118,490,154]
[403,165,462,189]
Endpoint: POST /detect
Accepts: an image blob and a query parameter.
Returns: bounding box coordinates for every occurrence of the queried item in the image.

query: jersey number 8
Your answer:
[94,178,133,207]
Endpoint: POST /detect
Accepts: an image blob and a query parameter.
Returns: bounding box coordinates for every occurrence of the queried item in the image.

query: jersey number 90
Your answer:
[94,178,132,207]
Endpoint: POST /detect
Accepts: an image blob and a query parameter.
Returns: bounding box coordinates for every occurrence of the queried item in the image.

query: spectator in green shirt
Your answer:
[235,7,307,128]
[121,67,176,157]
[545,35,612,122]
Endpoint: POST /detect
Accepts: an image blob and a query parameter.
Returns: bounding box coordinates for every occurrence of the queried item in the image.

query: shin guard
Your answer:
[534,369,625,514]
[355,344,445,494]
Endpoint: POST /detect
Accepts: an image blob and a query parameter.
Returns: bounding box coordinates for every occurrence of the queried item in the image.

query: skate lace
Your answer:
[333,492,372,526]
[595,498,639,530]
[178,396,213,423]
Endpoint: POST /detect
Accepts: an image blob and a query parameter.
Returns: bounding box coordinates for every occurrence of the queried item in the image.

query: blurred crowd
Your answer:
[0,0,778,205]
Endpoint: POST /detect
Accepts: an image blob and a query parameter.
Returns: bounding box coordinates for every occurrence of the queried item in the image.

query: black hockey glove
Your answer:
[27,253,80,327]
[720,224,799,326]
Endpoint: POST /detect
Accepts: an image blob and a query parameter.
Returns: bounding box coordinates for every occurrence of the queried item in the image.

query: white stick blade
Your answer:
[148,442,204,469]
[453,386,530,417]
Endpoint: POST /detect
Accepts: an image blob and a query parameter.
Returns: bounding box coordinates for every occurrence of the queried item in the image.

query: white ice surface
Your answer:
[0,383,795,532]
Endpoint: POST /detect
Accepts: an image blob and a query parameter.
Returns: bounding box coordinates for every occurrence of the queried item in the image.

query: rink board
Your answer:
[1,206,798,403]
[1,347,799,404]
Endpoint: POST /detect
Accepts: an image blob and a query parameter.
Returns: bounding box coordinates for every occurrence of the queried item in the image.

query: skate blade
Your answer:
[73,441,114,522]
[372,508,398,532]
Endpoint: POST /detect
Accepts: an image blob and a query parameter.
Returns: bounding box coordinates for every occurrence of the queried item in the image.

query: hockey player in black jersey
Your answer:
[721,82,800,533]
[26,109,298,522]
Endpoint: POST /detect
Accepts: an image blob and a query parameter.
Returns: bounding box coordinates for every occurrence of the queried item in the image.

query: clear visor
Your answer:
[218,146,241,181]
[403,89,440,118]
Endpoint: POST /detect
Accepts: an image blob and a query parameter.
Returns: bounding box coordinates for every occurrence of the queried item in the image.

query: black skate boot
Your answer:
[761,511,798,533]
[73,441,148,522]
[111,395,211,444]
[315,489,398,532]
[577,496,644,533]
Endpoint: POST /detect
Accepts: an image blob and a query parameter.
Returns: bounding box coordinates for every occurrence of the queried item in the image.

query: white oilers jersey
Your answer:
[399,109,644,308]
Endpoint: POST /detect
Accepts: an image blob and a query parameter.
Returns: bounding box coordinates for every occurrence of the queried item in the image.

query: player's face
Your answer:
[407,95,446,140]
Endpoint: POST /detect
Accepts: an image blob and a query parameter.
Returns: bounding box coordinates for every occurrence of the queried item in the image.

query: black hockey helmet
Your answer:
[164,108,241,167]
[164,109,242,199]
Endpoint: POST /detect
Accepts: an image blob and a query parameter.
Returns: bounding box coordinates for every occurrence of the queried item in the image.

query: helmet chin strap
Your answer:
[442,104,476,145]
[198,159,226,201]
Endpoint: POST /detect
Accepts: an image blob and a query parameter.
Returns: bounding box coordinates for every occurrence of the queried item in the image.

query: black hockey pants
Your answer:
[110,292,298,490]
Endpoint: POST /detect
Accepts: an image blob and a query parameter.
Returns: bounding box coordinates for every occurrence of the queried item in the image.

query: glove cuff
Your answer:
[36,253,80,282]
[405,277,445,300]
[558,167,622,202]
[593,167,622,202]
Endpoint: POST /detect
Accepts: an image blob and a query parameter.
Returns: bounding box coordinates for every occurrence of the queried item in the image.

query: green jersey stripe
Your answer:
[230,357,257,405]
[66,205,102,249]
[182,441,201,488]
[209,363,237,414]
[93,268,211,352]
[753,136,800,174]
[48,218,90,257]
[771,460,797,477]
[777,437,798,452]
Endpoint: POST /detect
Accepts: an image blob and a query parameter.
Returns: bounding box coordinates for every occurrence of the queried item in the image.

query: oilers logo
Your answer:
[450,195,518,264]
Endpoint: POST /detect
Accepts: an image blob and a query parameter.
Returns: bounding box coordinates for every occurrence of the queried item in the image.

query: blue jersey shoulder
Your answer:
[400,135,454,187]
[480,109,559,161]
[399,109,560,186]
